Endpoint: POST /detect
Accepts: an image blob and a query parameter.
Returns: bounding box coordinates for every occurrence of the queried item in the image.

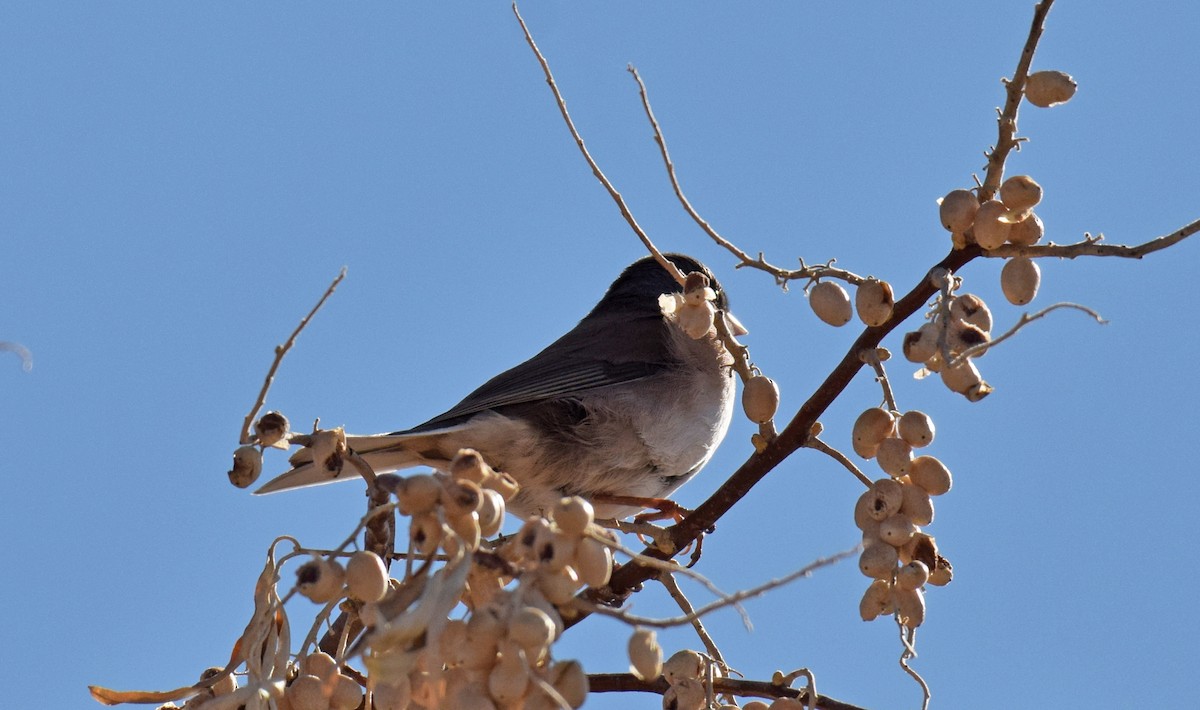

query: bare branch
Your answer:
[983,218,1200,259]
[980,0,1056,200]
[510,3,684,286]
[240,267,346,445]
[659,572,730,674]
[587,673,868,710]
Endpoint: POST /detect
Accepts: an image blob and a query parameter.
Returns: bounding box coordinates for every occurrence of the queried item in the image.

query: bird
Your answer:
[254,253,743,520]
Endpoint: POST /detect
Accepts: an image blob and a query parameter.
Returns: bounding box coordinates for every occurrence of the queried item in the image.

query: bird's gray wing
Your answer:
[400,311,675,433]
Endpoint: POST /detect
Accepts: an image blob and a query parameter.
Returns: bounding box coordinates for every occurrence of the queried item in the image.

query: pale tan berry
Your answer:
[1008,211,1044,246]
[487,641,529,704]
[899,481,935,526]
[663,677,707,710]
[896,560,930,590]
[345,551,388,603]
[286,675,329,710]
[1000,175,1043,213]
[859,541,899,579]
[409,512,444,556]
[939,188,978,233]
[329,674,363,710]
[662,649,705,685]
[742,375,780,424]
[879,513,919,547]
[940,357,983,396]
[809,281,853,326]
[852,407,896,459]
[508,605,557,661]
[972,200,1011,249]
[396,473,442,516]
[859,579,894,621]
[549,660,589,708]
[1001,257,1041,305]
[947,318,990,356]
[897,410,935,448]
[1025,70,1077,107]
[894,586,926,629]
[481,470,520,502]
[875,436,914,477]
[855,279,895,327]
[628,628,663,681]
[573,536,613,588]
[908,455,953,496]
[553,496,594,537]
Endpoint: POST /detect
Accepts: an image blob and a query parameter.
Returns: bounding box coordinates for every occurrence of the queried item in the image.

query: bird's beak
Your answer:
[723,310,748,336]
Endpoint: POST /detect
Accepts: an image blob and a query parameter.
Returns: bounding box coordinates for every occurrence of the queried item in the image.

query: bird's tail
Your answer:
[253,430,462,495]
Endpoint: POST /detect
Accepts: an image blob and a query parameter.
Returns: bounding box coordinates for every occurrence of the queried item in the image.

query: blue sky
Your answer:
[3,3,1198,709]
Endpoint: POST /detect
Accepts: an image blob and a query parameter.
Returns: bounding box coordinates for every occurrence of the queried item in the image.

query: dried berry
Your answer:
[345,551,388,603]
[939,188,978,234]
[553,496,594,537]
[972,200,1012,249]
[908,455,953,496]
[875,437,914,477]
[897,410,935,448]
[296,557,345,604]
[859,541,899,579]
[228,445,263,489]
[628,628,663,681]
[1001,257,1041,305]
[742,375,780,424]
[896,560,930,590]
[254,411,291,449]
[809,281,852,327]
[852,407,896,459]
[859,579,893,621]
[855,279,895,327]
[1025,70,1077,107]
[1000,175,1043,213]
[1008,211,1045,246]
[949,293,993,334]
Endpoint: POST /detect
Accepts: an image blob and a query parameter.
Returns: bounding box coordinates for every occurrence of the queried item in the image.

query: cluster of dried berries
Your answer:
[902,288,996,402]
[940,173,1045,307]
[851,407,953,630]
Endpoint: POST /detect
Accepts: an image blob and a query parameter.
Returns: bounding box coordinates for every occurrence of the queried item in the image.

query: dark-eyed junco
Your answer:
[255,254,743,519]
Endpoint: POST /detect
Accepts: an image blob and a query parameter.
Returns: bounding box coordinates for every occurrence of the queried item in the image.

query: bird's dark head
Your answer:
[592,253,729,316]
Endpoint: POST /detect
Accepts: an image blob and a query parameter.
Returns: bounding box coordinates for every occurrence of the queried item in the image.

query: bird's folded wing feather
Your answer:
[399,311,674,433]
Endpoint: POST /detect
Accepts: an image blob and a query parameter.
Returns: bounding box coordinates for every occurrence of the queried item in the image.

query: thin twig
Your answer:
[581,547,856,628]
[897,624,931,710]
[804,436,872,488]
[586,528,752,629]
[627,64,866,290]
[510,3,684,286]
[658,572,730,672]
[948,302,1106,367]
[859,348,898,412]
[240,267,347,445]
